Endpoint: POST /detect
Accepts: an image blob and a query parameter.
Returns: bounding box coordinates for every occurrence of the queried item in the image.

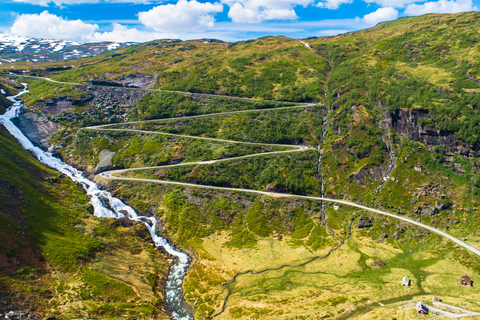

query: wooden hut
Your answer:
[402,276,410,286]
[460,274,472,286]
[416,301,428,315]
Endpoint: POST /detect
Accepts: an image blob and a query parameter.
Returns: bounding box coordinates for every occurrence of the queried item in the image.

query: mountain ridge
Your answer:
[0,33,134,63]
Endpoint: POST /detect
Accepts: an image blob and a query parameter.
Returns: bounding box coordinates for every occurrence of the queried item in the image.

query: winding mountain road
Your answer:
[8,73,480,319]
[91,115,480,259]
[101,169,480,257]
[12,74,480,256]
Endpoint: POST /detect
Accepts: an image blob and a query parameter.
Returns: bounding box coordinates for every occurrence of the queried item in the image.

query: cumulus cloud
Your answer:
[91,23,175,42]
[316,0,352,10]
[222,0,312,23]
[362,6,398,25]
[404,0,477,15]
[138,0,223,32]
[10,11,98,40]
[362,0,419,8]
[227,3,297,22]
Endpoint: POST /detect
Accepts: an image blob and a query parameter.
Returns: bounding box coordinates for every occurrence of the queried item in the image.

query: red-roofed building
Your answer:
[460,274,472,286]
[416,301,428,315]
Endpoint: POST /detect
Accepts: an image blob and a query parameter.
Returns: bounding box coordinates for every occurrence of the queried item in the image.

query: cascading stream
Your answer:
[317,115,328,199]
[0,85,193,320]
[371,120,396,204]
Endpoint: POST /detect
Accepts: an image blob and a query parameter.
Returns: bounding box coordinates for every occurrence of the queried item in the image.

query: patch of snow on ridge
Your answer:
[53,44,65,52]
[107,43,120,50]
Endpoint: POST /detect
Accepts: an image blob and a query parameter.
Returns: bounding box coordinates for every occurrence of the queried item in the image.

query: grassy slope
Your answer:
[0,126,170,319]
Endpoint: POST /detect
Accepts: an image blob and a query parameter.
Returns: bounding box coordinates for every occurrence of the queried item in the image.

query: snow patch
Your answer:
[107,42,120,50]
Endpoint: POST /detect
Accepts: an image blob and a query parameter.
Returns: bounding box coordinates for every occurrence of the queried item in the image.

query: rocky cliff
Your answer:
[389,108,477,157]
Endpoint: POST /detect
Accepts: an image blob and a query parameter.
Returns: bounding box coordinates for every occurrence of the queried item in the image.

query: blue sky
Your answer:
[0,0,478,42]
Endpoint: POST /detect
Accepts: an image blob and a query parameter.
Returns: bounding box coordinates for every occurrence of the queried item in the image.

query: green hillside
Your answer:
[0,127,170,319]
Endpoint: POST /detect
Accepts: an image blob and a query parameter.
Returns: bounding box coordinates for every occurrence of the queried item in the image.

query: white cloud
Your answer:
[362,6,398,25]
[227,2,297,22]
[138,0,223,32]
[404,0,477,15]
[362,0,419,8]
[91,23,176,42]
[9,11,98,40]
[316,0,352,10]
[317,29,349,36]
[222,0,313,23]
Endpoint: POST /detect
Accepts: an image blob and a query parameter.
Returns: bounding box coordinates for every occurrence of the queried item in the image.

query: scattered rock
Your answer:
[358,217,372,229]
[371,259,387,268]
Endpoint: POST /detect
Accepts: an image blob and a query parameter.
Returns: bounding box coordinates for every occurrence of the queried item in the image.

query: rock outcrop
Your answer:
[348,165,384,185]
[92,74,158,89]
[12,112,60,149]
[389,108,477,156]
[358,217,372,228]
[94,149,115,173]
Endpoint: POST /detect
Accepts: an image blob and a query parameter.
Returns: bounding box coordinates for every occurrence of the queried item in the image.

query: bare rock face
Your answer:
[389,108,478,156]
[120,74,158,89]
[94,149,115,173]
[92,74,158,89]
[347,165,384,185]
[12,112,61,149]
[42,96,73,115]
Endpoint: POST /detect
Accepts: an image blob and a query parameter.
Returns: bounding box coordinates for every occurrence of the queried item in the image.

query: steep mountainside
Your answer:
[2,11,480,320]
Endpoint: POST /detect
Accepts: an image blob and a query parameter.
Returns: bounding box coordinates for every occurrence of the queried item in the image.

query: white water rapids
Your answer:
[0,85,193,320]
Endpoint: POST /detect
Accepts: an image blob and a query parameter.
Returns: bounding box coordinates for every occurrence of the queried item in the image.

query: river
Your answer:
[0,84,193,320]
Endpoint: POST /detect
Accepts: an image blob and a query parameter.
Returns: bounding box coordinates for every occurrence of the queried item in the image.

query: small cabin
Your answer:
[402,276,410,286]
[460,274,472,286]
[416,301,428,315]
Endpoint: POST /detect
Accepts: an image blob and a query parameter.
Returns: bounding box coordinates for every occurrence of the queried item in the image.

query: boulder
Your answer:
[94,149,115,173]
[421,207,438,216]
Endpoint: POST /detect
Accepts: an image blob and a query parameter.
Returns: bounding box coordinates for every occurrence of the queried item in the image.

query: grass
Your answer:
[215,233,480,320]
